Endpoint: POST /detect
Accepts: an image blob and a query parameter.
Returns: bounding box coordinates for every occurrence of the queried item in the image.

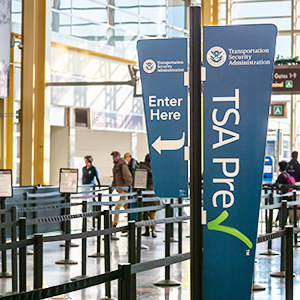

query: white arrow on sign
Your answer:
[152,132,185,154]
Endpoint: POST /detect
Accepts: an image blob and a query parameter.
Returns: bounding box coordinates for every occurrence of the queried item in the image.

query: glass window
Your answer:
[51,12,71,35]
[168,5,185,31]
[114,9,139,33]
[72,0,107,23]
[276,35,291,58]
[11,0,22,24]
[232,17,291,31]
[233,1,291,19]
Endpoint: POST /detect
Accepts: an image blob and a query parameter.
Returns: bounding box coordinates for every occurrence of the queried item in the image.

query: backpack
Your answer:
[283,172,296,192]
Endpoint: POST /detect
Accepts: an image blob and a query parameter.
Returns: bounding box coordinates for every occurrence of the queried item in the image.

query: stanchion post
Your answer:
[270,200,288,278]
[137,190,143,263]
[153,203,181,287]
[165,203,172,280]
[128,221,136,299]
[118,264,132,300]
[292,190,298,246]
[285,226,294,300]
[11,206,18,292]
[261,191,280,256]
[178,198,183,254]
[56,193,78,265]
[19,217,27,292]
[281,200,287,272]
[190,5,203,300]
[33,233,43,289]
[0,197,11,278]
[82,200,87,276]
[65,193,71,260]
[104,210,112,298]
[170,199,174,239]
[268,193,274,250]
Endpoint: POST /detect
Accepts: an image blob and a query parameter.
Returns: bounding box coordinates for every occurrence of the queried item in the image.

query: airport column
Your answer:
[3,34,16,170]
[202,0,219,26]
[20,0,51,185]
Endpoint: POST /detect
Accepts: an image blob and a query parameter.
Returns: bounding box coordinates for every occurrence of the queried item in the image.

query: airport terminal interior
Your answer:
[1,0,300,299]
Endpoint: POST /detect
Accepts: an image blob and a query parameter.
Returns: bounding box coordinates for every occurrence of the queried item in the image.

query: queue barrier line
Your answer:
[131,252,190,275]
[90,198,138,206]
[109,205,165,215]
[26,210,102,225]
[6,198,65,205]
[25,191,63,199]
[43,225,128,243]
[17,202,82,213]
[257,229,286,243]
[0,237,33,252]
[71,191,137,200]
[0,269,122,300]
[136,216,190,228]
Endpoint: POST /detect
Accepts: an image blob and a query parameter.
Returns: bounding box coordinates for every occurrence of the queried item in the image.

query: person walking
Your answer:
[82,155,101,187]
[287,151,300,182]
[111,151,132,227]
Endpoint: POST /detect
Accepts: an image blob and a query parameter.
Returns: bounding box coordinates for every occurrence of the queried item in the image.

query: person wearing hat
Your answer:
[111,151,132,227]
[82,155,101,187]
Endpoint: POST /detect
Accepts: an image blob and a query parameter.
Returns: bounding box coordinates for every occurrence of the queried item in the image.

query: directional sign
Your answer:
[137,38,188,197]
[203,24,277,300]
[272,65,300,94]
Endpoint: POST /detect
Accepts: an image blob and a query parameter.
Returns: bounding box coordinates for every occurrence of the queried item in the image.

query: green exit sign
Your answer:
[269,102,287,118]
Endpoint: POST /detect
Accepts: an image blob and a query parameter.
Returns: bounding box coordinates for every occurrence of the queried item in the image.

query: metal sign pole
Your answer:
[189,6,203,300]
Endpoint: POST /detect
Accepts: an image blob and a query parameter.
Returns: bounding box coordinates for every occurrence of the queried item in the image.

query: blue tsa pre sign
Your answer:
[137,38,188,197]
[203,24,277,300]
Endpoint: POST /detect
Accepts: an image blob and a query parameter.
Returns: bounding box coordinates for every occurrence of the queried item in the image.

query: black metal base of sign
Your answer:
[270,271,295,278]
[0,272,12,278]
[259,249,280,256]
[88,252,105,258]
[153,279,181,287]
[70,275,89,281]
[252,283,266,291]
[55,259,78,265]
[60,242,79,248]
[141,244,149,250]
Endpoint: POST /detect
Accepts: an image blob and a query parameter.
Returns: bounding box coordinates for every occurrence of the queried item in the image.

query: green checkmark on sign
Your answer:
[207,210,253,249]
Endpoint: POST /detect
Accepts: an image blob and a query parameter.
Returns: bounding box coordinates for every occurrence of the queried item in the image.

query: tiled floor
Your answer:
[1,216,300,299]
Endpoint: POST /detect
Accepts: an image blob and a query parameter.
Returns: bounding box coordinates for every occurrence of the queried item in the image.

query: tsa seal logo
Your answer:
[143,59,156,73]
[207,46,227,67]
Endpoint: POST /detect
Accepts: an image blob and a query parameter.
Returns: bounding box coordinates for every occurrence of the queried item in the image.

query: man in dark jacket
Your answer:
[287,151,300,182]
[82,155,101,186]
[111,151,132,227]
